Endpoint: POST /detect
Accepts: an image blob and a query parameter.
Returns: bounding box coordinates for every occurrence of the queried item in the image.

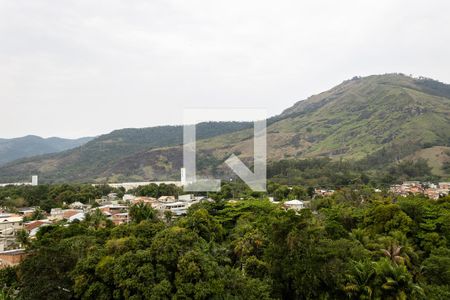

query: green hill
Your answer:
[1,74,450,183]
[0,122,251,183]
[0,135,93,166]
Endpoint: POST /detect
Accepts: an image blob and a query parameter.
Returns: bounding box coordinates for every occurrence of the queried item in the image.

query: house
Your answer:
[424,188,449,200]
[314,189,335,197]
[50,209,83,221]
[107,193,118,200]
[0,214,23,234]
[131,197,157,205]
[68,212,85,222]
[98,205,127,215]
[390,181,450,200]
[158,196,176,203]
[24,220,49,232]
[122,194,136,202]
[24,220,51,237]
[163,201,192,216]
[0,249,26,269]
[403,181,422,187]
[0,213,22,223]
[0,215,23,251]
[283,200,306,211]
[269,197,280,203]
[17,207,39,217]
[178,194,195,201]
[69,202,86,210]
[111,213,129,225]
[50,208,63,220]
[390,182,424,196]
[439,182,450,190]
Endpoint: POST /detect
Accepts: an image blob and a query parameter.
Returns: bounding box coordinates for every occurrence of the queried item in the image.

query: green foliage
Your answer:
[0,184,122,212]
[129,183,181,198]
[268,157,438,188]
[387,159,436,182]
[443,161,450,174]
[129,203,157,224]
[2,190,449,299]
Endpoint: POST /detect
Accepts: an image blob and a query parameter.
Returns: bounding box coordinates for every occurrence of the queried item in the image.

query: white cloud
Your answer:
[0,0,449,138]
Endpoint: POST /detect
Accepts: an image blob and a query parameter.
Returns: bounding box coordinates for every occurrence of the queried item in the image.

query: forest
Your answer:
[0,187,449,299]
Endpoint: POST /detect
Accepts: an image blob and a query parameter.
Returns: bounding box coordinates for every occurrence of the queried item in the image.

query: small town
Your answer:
[390,181,450,200]
[0,190,209,267]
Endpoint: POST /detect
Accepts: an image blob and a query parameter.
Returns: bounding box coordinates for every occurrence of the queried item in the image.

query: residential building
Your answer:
[283,200,306,211]
[0,249,26,269]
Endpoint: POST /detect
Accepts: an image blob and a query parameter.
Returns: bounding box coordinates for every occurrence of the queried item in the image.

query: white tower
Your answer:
[31,175,38,186]
[180,168,186,186]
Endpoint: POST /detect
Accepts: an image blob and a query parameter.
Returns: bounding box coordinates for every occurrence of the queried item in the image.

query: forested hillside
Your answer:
[0,135,93,166]
[1,74,450,183]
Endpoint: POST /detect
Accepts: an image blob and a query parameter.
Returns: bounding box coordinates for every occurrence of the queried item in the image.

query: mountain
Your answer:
[0,122,251,183]
[0,135,94,166]
[1,73,450,183]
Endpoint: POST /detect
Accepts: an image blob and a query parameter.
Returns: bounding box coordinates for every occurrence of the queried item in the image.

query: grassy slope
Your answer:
[404,146,450,179]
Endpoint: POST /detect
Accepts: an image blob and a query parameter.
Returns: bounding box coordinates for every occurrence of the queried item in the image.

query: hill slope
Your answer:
[0,135,93,166]
[0,122,251,183]
[1,74,450,183]
[112,74,450,180]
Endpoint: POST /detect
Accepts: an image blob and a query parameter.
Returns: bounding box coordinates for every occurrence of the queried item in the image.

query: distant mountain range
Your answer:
[0,123,252,183]
[0,135,93,166]
[1,73,450,183]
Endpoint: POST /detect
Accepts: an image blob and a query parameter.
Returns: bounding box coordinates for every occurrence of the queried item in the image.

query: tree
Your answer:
[179,209,224,242]
[422,247,450,286]
[16,229,30,248]
[343,260,376,299]
[373,258,424,299]
[129,203,157,223]
[18,233,96,299]
[164,210,173,224]
[381,242,410,266]
[84,209,111,229]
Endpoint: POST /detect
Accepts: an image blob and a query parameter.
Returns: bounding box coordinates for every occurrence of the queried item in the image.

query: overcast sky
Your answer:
[1,0,449,138]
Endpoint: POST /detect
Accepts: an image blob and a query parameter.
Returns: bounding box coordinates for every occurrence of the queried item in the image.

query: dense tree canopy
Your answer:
[1,188,449,299]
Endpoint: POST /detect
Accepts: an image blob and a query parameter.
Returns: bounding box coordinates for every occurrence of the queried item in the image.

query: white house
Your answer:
[178,194,195,202]
[122,194,136,202]
[158,196,176,203]
[284,200,306,211]
[68,212,85,222]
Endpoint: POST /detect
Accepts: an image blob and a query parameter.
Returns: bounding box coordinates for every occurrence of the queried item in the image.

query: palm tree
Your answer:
[84,208,110,228]
[343,260,376,299]
[380,240,415,267]
[16,228,30,248]
[129,202,156,223]
[374,258,424,300]
[349,228,370,247]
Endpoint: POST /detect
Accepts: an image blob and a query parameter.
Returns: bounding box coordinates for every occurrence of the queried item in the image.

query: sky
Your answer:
[1,0,449,139]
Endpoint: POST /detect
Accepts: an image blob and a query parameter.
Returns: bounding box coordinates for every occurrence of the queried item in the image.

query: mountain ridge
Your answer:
[1,73,450,183]
[0,135,94,166]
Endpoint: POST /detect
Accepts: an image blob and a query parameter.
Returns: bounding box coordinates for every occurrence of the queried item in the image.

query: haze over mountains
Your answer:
[0,135,93,166]
[1,73,450,183]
